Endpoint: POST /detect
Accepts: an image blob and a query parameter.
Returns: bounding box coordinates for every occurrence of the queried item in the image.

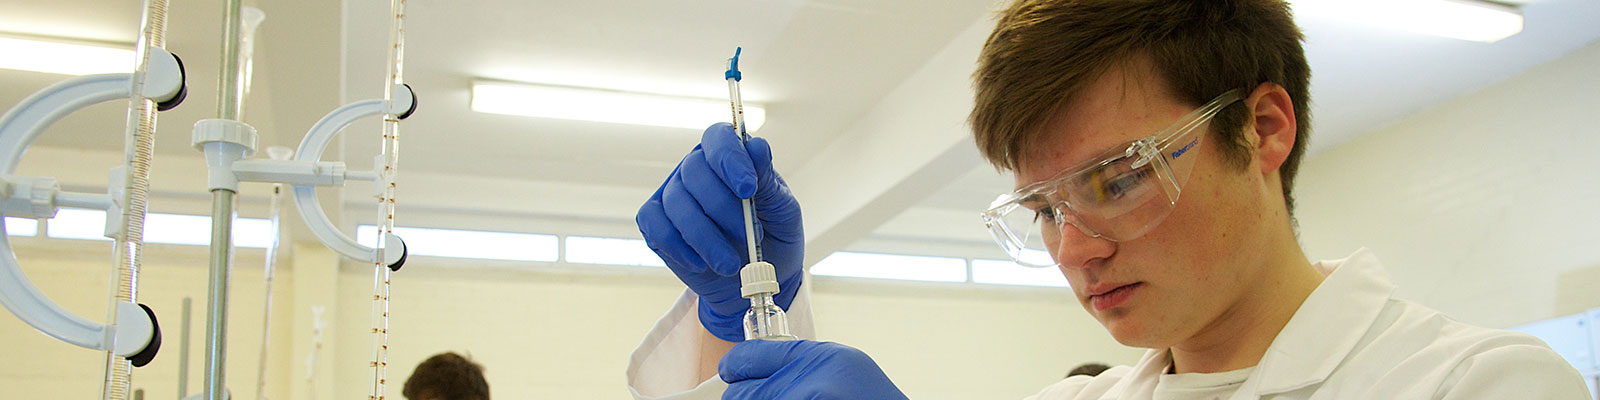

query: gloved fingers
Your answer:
[719,339,808,383]
[701,122,759,199]
[637,195,710,274]
[676,146,749,242]
[745,136,775,187]
[744,137,784,204]
[721,378,771,400]
[699,298,751,343]
[722,340,907,400]
[773,278,801,308]
[744,138,804,239]
[662,164,745,276]
[700,288,756,321]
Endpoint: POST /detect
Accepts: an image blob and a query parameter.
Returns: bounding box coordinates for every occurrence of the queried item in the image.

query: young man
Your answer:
[402,352,490,400]
[628,1,1590,399]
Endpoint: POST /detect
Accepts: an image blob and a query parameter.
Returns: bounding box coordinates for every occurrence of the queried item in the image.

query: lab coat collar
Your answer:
[1249,248,1396,395]
[1100,249,1396,400]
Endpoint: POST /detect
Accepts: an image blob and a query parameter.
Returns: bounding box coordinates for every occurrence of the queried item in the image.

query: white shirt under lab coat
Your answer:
[626,249,1590,399]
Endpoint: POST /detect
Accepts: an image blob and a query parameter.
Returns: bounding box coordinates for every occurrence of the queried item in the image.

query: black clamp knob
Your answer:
[155,53,187,112]
[388,236,408,272]
[128,303,161,367]
[396,83,418,120]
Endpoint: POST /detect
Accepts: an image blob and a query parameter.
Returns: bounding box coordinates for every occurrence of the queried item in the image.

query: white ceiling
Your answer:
[338,0,1001,187]
[1,0,1597,261]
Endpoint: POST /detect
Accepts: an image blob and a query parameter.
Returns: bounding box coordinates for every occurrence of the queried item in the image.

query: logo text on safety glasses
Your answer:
[1170,138,1199,159]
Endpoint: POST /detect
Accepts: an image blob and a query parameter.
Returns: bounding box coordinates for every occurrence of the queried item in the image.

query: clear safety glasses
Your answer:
[981,89,1245,268]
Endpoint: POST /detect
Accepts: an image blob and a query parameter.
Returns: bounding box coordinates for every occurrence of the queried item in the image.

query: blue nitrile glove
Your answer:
[720,340,908,400]
[637,122,804,342]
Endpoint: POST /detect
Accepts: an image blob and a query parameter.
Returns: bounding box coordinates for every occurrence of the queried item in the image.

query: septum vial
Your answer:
[741,261,796,341]
[727,47,796,341]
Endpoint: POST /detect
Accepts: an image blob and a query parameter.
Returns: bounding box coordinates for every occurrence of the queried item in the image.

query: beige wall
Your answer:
[0,238,292,400]
[329,258,688,399]
[810,278,1137,399]
[0,238,1134,399]
[1295,38,1600,329]
[0,138,1139,398]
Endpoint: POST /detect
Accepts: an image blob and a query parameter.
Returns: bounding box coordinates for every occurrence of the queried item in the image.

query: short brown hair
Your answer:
[971,0,1312,213]
[402,352,489,400]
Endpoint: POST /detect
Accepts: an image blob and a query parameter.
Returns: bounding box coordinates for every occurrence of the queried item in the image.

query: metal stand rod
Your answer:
[179,296,191,399]
[202,189,235,400]
[217,0,243,121]
[203,0,245,398]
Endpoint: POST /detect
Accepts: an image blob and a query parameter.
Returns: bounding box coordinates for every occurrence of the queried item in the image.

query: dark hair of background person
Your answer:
[402,352,490,400]
[1067,362,1112,378]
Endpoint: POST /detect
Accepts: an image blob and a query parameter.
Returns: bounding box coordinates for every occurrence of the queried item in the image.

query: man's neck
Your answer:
[1167,238,1324,374]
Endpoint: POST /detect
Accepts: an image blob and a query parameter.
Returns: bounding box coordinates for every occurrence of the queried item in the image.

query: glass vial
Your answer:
[744,293,796,341]
[740,261,796,341]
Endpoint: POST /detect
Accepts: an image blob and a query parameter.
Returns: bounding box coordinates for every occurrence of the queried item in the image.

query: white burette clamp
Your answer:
[0,47,188,367]
[191,83,416,270]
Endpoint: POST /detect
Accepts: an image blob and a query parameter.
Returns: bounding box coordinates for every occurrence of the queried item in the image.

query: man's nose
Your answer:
[1052,218,1115,270]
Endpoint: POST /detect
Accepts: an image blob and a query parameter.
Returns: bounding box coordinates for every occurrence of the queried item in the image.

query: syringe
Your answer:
[726,47,795,341]
[726,47,761,270]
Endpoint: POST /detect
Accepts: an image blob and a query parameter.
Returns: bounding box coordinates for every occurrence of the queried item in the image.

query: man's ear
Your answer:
[1245,82,1297,175]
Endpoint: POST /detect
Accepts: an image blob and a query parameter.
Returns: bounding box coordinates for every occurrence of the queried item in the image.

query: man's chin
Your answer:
[1100,313,1162,348]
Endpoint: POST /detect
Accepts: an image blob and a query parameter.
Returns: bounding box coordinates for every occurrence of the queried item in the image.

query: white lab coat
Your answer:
[626,283,818,400]
[626,249,1590,399]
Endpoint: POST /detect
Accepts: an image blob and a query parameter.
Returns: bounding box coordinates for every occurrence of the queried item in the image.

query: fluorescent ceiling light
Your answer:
[0,35,133,76]
[1293,0,1523,43]
[471,80,766,132]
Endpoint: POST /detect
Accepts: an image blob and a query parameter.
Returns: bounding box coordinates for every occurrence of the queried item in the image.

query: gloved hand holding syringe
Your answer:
[726,47,797,341]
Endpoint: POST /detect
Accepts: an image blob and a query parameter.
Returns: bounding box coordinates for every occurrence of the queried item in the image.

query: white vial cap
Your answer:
[740,261,780,298]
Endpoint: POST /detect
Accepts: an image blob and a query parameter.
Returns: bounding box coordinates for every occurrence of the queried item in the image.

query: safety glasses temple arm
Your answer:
[1153,88,1247,147]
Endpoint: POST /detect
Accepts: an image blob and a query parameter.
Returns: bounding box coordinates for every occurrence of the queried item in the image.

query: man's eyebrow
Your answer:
[1016,191,1053,208]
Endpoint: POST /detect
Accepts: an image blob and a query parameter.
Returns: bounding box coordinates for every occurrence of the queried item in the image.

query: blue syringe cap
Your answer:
[725,47,743,81]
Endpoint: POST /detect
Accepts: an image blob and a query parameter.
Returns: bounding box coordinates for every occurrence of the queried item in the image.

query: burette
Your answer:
[726,48,795,341]
[254,145,290,400]
[104,0,169,398]
[370,0,407,398]
[237,9,272,400]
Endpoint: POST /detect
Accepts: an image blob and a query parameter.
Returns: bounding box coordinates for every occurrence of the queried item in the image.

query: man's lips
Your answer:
[1085,282,1138,297]
[1087,282,1143,311]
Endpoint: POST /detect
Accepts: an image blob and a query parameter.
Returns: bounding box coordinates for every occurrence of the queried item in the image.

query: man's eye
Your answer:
[1034,207,1060,223]
[1094,169,1151,202]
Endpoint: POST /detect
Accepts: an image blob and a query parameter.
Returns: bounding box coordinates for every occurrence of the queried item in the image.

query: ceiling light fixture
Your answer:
[1293,0,1524,43]
[470,80,766,132]
[0,35,134,76]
